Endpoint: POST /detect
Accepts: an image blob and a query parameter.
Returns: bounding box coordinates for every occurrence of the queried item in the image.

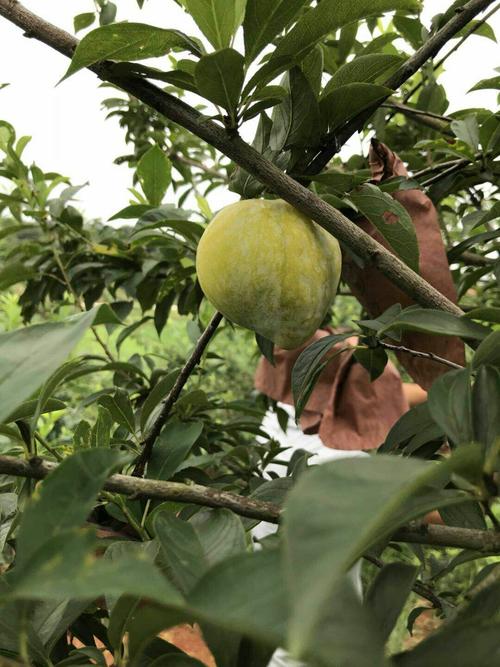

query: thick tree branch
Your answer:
[1,455,500,553]
[132,311,223,477]
[304,0,495,175]
[0,0,464,318]
[401,1,500,105]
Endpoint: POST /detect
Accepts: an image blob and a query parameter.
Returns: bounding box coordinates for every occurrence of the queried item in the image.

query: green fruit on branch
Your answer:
[196,199,342,349]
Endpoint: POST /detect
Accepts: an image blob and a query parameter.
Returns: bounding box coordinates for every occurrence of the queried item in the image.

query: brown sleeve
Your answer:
[342,140,465,389]
[254,329,409,451]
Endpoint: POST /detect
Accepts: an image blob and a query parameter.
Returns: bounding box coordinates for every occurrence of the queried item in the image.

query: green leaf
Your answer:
[148,420,203,480]
[99,2,117,25]
[73,12,96,32]
[354,346,388,381]
[15,448,128,569]
[190,509,246,566]
[137,145,171,207]
[323,54,404,93]
[91,405,113,448]
[243,0,307,64]
[472,366,500,457]
[366,563,417,642]
[291,333,353,419]
[195,49,244,119]
[187,549,287,646]
[349,183,419,271]
[283,453,469,655]
[377,308,491,341]
[469,75,500,92]
[0,308,101,424]
[181,0,246,50]
[472,330,500,369]
[380,402,443,453]
[451,116,480,151]
[154,513,208,594]
[321,83,392,132]
[8,529,182,607]
[98,390,136,435]
[249,0,418,89]
[428,369,474,446]
[255,333,275,366]
[280,67,321,149]
[0,261,35,290]
[63,23,201,79]
[5,397,66,423]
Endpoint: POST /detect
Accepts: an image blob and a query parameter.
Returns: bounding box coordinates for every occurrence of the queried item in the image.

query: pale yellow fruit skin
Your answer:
[196,199,342,349]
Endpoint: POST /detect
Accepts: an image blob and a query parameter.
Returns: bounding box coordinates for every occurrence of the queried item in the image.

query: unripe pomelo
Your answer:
[196,199,342,349]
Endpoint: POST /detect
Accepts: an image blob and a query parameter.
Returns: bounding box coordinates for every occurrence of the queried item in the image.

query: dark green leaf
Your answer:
[243,0,307,64]
[255,333,275,366]
[472,365,500,456]
[472,330,500,368]
[148,420,203,480]
[137,145,172,206]
[321,83,392,132]
[190,509,246,566]
[140,370,179,432]
[323,54,404,93]
[195,49,244,119]
[349,183,419,271]
[15,448,128,568]
[292,333,353,418]
[98,390,136,434]
[5,397,65,423]
[366,563,417,642]
[451,116,480,151]
[63,23,201,79]
[469,75,500,92]
[428,369,474,445]
[354,346,388,381]
[284,453,469,654]
[91,405,113,448]
[0,261,35,290]
[377,308,491,341]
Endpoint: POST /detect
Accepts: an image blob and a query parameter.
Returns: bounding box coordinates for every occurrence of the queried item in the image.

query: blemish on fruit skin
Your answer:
[196,199,341,350]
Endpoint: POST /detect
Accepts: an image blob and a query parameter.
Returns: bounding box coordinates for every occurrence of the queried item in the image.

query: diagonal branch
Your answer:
[304,0,496,176]
[1,455,500,553]
[0,0,464,318]
[132,311,223,477]
[379,341,465,370]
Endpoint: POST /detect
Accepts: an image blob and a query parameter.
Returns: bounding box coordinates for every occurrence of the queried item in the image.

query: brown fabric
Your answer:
[255,328,409,451]
[342,140,465,389]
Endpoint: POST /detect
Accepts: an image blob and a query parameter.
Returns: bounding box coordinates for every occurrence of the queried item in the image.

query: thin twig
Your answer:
[381,102,452,124]
[1,455,500,552]
[132,311,223,476]
[420,160,473,187]
[401,1,500,104]
[363,553,446,611]
[304,0,495,175]
[0,0,465,319]
[379,341,464,370]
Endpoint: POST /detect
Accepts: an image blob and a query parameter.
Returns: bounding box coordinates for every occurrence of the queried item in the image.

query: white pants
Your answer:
[254,404,367,667]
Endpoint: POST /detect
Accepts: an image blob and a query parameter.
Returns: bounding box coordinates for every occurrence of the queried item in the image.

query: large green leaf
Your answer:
[63,23,201,79]
[187,549,287,646]
[323,54,404,93]
[148,420,203,480]
[472,366,500,457]
[273,67,321,149]
[377,308,491,341]
[154,513,208,594]
[349,183,419,271]
[283,453,470,655]
[247,0,418,89]
[195,49,245,119]
[181,0,246,50]
[321,83,392,132]
[366,563,417,642]
[0,307,101,423]
[190,508,246,566]
[15,448,128,568]
[243,0,307,64]
[0,261,35,290]
[428,369,474,446]
[137,145,172,206]
[7,529,182,608]
[472,330,500,369]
